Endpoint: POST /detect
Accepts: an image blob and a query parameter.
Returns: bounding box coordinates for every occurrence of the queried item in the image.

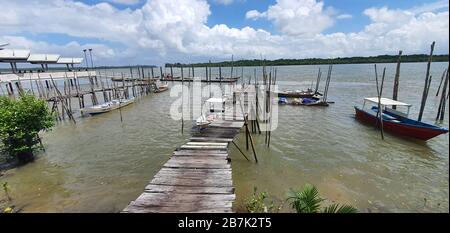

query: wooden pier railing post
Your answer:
[392,50,402,109]
[418,41,435,122]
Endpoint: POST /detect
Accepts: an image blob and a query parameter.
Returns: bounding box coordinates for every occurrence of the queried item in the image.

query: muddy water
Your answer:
[1,62,448,212]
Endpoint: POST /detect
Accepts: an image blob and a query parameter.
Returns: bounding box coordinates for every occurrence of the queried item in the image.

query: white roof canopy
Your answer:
[57,57,83,64]
[364,97,412,107]
[27,54,60,63]
[0,49,31,61]
[206,97,227,103]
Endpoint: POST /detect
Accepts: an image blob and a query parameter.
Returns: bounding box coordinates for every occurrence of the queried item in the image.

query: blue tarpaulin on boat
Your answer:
[302,98,316,104]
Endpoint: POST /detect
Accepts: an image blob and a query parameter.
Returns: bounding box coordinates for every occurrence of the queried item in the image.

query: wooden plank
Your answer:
[131,192,235,204]
[144,184,234,194]
[173,150,228,156]
[166,158,229,165]
[154,171,231,180]
[156,168,232,176]
[186,142,229,146]
[189,137,234,142]
[164,162,231,169]
[150,176,233,187]
[123,204,233,213]
[179,145,228,150]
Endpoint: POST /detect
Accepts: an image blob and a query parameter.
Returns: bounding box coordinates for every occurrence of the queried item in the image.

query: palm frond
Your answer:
[287,184,324,213]
[322,203,358,213]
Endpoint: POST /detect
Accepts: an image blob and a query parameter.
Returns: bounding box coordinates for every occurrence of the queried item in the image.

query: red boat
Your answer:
[355,97,448,141]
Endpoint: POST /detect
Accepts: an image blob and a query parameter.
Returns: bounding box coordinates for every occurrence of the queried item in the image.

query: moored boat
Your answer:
[354,97,448,140]
[276,88,322,98]
[195,114,211,129]
[81,97,135,115]
[154,83,169,93]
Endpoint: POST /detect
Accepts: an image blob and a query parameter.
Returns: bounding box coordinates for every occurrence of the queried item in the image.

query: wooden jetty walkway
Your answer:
[122,115,245,213]
[122,87,258,213]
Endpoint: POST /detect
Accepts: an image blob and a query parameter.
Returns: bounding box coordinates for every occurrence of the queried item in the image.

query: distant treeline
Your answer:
[165,54,449,67]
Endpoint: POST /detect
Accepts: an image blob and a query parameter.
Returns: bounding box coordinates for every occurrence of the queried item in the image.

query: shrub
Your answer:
[0,93,54,164]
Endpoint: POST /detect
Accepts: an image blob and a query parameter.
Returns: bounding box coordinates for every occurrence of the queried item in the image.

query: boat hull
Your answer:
[354,107,448,141]
[81,99,135,115]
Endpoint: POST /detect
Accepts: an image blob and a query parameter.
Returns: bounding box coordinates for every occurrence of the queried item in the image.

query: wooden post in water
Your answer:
[219,65,222,84]
[314,68,321,93]
[392,50,402,109]
[231,141,250,161]
[151,67,154,80]
[230,55,234,80]
[374,64,384,140]
[181,66,184,135]
[436,69,447,97]
[418,41,435,122]
[436,67,449,121]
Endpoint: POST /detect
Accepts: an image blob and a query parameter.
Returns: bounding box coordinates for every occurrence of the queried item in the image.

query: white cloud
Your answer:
[245,10,266,20]
[336,14,353,19]
[0,0,448,65]
[106,0,140,5]
[246,0,335,35]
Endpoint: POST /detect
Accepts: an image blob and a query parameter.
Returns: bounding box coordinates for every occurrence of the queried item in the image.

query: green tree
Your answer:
[0,93,54,164]
[287,184,357,213]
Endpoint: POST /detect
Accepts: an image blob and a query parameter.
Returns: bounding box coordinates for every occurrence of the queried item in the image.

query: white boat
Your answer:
[154,83,169,93]
[196,114,211,129]
[80,97,135,115]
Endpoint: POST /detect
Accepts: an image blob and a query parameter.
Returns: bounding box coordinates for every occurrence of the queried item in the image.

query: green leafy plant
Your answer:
[0,93,54,164]
[287,184,357,213]
[245,187,276,213]
[2,182,11,201]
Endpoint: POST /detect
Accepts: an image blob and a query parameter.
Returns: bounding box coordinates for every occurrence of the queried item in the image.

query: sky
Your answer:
[0,0,449,66]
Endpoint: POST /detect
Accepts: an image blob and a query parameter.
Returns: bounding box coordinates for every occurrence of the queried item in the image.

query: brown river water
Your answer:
[0,62,448,212]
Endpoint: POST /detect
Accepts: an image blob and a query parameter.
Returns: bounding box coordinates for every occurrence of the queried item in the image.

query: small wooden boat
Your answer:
[195,114,211,129]
[276,89,322,98]
[154,83,169,93]
[355,97,448,140]
[80,98,135,115]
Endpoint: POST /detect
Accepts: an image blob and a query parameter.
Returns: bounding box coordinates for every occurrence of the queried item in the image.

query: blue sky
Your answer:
[0,0,448,65]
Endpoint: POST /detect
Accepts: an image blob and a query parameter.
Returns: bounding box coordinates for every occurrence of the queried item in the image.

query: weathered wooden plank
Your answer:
[168,156,229,163]
[164,162,231,169]
[190,137,234,142]
[179,145,228,150]
[158,167,231,173]
[186,142,229,146]
[154,173,231,181]
[144,184,234,194]
[132,192,235,204]
[123,204,233,213]
[209,121,245,128]
[173,153,229,158]
[150,176,233,187]
[154,168,232,177]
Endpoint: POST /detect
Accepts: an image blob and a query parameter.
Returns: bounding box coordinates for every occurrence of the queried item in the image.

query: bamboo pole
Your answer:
[436,69,447,97]
[232,141,250,161]
[418,41,435,122]
[181,66,184,134]
[374,64,384,140]
[436,67,449,121]
[392,50,402,109]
